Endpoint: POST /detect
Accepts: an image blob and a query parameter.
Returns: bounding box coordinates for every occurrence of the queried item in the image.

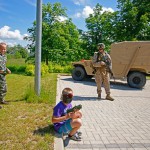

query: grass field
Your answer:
[0,73,57,150]
[7,58,26,66]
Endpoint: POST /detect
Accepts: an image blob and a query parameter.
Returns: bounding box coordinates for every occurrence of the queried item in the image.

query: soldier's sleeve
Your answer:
[107,53,112,69]
[92,52,98,63]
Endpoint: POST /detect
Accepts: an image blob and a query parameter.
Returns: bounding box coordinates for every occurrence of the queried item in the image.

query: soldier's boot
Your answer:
[106,94,114,101]
[97,93,101,99]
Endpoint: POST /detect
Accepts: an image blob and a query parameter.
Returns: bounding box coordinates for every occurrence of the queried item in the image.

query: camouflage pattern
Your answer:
[93,52,111,95]
[0,54,7,102]
[97,43,105,49]
[95,66,110,95]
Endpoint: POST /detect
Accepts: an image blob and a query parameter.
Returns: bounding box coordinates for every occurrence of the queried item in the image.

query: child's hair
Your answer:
[0,42,6,45]
[61,87,73,104]
[0,42,7,49]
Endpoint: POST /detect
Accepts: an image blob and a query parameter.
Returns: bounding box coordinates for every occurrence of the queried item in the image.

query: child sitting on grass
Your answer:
[52,87,82,141]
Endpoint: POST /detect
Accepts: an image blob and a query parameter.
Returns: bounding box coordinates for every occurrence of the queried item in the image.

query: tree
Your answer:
[115,0,150,41]
[26,2,86,65]
[7,44,29,59]
[81,0,150,56]
[82,3,116,55]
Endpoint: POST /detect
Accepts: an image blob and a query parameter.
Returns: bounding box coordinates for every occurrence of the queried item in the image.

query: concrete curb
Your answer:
[54,75,64,150]
[54,133,64,150]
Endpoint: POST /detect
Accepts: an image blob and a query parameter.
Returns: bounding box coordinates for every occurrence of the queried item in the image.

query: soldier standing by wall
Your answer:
[92,43,114,101]
[0,42,11,109]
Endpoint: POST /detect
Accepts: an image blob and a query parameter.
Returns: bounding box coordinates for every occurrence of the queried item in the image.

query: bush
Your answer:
[17,66,26,72]
[48,62,72,74]
[63,65,73,73]
[8,65,26,73]
[7,66,18,72]
[53,65,64,73]
[7,59,73,76]
[25,64,49,76]
[41,63,49,76]
[48,63,55,73]
[14,51,22,59]
[25,64,35,76]
[7,54,13,59]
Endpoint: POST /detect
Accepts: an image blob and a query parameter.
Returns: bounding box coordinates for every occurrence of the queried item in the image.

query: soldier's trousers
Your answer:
[95,68,110,95]
[0,74,7,102]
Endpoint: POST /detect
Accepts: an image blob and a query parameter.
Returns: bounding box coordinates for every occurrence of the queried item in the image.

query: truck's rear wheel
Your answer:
[127,72,146,88]
[72,67,86,81]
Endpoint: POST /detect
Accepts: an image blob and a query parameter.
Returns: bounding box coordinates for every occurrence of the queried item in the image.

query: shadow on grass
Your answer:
[8,98,25,102]
[33,124,55,136]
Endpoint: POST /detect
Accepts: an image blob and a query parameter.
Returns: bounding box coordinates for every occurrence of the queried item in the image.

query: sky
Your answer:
[0,0,118,47]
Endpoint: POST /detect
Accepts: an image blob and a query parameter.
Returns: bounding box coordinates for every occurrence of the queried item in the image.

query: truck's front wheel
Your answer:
[72,67,86,81]
[127,72,146,88]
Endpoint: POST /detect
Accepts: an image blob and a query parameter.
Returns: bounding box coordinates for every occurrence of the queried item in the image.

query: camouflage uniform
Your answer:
[93,50,114,100]
[0,54,7,102]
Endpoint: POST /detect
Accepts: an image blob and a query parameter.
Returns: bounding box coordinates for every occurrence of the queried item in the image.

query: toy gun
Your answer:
[67,104,82,113]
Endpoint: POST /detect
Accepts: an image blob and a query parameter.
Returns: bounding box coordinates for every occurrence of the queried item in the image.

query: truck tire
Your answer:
[127,72,146,88]
[72,67,86,81]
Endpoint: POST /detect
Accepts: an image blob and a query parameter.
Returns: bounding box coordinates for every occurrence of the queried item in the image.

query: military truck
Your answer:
[72,41,150,88]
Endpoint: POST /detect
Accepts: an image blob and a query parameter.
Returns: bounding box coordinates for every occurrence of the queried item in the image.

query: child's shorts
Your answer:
[58,119,72,134]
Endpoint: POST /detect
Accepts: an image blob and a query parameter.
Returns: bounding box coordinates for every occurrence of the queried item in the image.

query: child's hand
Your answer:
[7,69,11,74]
[68,112,76,119]
[66,112,74,119]
[67,112,82,119]
[100,61,105,66]
[75,111,82,118]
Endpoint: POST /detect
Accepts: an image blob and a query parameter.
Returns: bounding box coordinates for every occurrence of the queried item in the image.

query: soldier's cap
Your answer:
[97,43,105,49]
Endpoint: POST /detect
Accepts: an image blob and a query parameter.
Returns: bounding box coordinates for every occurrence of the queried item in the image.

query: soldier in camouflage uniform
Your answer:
[0,42,11,109]
[92,43,114,101]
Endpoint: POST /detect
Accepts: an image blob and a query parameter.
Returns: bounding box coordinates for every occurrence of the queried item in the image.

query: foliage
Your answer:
[48,48,89,64]
[41,63,49,76]
[83,3,116,55]
[7,58,26,73]
[115,0,150,41]
[7,44,29,59]
[48,62,73,73]
[25,64,35,76]
[7,58,73,75]
[26,2,87,65]
[81,0,150,55]
[24,62,72,76]
[25,1,150,63]
[7,65,26,73]
[63,65,73,73]
[14,51,22,59]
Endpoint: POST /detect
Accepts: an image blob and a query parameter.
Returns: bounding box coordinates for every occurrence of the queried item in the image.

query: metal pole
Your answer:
[35,0,42,96]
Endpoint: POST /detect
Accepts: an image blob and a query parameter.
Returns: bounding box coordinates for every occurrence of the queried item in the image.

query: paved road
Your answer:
[57,75,150,150]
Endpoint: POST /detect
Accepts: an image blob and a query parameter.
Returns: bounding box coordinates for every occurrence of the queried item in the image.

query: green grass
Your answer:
[7,58,26,66]
[0,73,57,150]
